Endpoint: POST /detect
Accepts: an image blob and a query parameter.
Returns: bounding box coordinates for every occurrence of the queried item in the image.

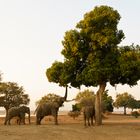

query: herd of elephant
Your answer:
[4,105,95,126]
[4,105,95,127]
[4,86,95,126]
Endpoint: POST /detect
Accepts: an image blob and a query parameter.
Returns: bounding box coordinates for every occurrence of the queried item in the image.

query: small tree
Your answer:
[128,99,140,111]
[68,103,81,120]
[72,103,81,112]
[36,93,61,106]
[102,90,114,113]
[0,82,30,115]
[114,92,134,115]
[75,89,95,107]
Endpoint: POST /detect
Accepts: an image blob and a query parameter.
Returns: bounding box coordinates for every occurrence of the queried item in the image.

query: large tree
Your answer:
[46,6,140,125]
[0,82,30,115]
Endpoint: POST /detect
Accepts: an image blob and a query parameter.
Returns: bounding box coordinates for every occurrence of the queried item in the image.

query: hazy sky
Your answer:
[0,0,140,110]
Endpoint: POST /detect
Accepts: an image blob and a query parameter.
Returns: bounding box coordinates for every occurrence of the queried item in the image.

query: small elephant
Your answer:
[83,106,95,126]
[4,106,30,125]
[35,86,68,125]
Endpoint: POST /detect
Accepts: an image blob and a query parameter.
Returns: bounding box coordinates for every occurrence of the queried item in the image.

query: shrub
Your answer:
[68,111,80,119]
[131,111,139,118]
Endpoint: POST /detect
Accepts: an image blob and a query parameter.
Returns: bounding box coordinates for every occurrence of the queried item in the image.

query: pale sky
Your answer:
[0,0,140,110]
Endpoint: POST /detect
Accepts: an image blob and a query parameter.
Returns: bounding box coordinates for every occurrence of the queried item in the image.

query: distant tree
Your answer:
[128,99,140,111]
[0,82,30,115]
[114,92,134,115]
[72,103,81,112]
[36,93,61,106]
[68,103,81,120]
[75,89,95,107]
[75,89,113,113]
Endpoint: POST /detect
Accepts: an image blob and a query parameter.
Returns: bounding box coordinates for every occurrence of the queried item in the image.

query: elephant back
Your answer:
[8,107,20,117]
[83,106,95,116]
[19,106,30,114]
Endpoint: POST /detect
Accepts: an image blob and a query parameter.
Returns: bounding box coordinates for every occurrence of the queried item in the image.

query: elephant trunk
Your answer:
[64,85,68,101]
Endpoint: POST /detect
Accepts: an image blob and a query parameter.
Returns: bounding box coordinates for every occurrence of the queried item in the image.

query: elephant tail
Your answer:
[34,105,40,115]
[34,106,38,115]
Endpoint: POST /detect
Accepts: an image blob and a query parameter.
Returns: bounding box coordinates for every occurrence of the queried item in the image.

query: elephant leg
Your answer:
[4,118,7,125]
[8,118,11,125]
[36,116,43,125]
[36,117,40,125]
[91,117,94,126]
[54,115,58,125]
[22,115,26,125]
[36,118,39,125]
[87,118,90,126]
[19,117,23,125]
[84,114,87,126]
[39,116,44,124]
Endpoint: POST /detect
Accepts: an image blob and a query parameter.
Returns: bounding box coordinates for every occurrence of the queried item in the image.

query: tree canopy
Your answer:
[36,93,61,106]
[75,89,95,107]
[46,5,140,125]
[114,92,134,115]
[0,82,30,114]
[75,89,113,113]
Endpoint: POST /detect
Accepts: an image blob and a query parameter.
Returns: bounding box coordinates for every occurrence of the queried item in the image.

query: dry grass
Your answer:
[0,114,140,140]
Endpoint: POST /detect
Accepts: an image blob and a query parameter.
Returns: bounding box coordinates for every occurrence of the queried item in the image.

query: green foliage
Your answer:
[114,92,134,108]
[61,5,125,87]
[72,103,81,112]
[131,111,139,118]
[114,92,135,115]
[36,93,61,106]
[128,99,140,110]
[102,90,114,112]
[68,111,80,119]
[46,5,140,124]
[0,82,30,111]
[75,89,95,107]
[75,89,113,112]
[118,45,140,86]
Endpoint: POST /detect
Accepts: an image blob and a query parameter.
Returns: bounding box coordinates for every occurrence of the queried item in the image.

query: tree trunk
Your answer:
[124,106,127,115]
[95,83,106,125]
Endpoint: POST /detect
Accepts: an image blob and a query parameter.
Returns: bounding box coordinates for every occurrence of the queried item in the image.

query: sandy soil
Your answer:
[0,114,140,140]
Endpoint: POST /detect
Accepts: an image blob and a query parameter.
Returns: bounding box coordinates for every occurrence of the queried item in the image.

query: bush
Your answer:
[68,111,80,119]
[131,111,139,118]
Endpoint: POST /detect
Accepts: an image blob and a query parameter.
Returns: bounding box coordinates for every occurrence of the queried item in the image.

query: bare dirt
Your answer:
[0,114,140,140]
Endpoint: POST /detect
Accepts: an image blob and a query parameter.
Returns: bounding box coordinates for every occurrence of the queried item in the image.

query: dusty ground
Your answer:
[0,114,140,140]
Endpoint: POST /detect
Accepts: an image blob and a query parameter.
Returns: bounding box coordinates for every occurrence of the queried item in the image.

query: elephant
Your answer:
[4,106,30,125]
[83,106,95,126]
[35,86,68,125]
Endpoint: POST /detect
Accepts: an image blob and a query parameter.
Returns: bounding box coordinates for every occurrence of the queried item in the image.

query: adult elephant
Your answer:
[35,86,68,125]
[83,106,95,126]
[4,106,30,125]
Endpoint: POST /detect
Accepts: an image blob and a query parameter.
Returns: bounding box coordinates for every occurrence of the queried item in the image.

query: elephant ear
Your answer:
[53,102,60,108]
[55,97,64,107]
